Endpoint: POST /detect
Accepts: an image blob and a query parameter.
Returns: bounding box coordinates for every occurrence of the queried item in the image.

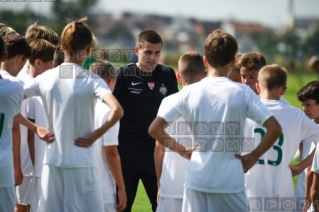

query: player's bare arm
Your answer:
[149,116,196,160]
[290,148,316,177]
[13,113,54,143]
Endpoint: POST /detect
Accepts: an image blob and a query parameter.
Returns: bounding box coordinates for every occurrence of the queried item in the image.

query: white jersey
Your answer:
[93,99,119,204]
[0,70,34,176]
[245,100,319,210]
[26,96,48,177]
[24,63,111,168]
[158,94,190,198]
[17,67,31,82]
[0,77,24,188]
[158,77,273,193]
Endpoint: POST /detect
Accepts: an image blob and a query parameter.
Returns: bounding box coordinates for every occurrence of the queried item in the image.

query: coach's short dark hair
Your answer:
[4,34,31,60]
[178,51,205,84]
[137,30,163,48]
[89,61,117,80]
[204,29,238,67]
[297,81,319,104]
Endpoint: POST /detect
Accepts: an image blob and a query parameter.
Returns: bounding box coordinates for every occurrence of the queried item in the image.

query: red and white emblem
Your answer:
[148,82,155,90]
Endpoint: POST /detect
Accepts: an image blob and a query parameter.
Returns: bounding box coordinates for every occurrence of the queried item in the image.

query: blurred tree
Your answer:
[0,10,29,34]
[302,27,319,57]
[255,31,278,61]
[51,0,98,34]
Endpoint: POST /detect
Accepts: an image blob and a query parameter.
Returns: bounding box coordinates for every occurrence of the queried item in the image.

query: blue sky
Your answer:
[1,0,319,28]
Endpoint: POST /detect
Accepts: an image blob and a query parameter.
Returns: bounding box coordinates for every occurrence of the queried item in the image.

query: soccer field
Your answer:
[131,72,319,211]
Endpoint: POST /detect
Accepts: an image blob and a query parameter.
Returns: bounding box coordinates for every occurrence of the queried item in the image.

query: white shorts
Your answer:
[0,186,15,212]
[38,164,103,212]
[16,176,34,205]
[156,197,182,212]
[104,203,116,212]
[30,177,41,212]
[182,188,248,212]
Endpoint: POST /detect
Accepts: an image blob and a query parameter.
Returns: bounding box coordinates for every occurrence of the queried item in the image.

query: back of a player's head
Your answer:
[137,30,163,48]
[4,34,31,60]
[297,81,319,104]
[61,17,92,55]
[178,51,205,84]
[204,29,238,68]
[89,61,117,81]
[258,64,287,91]
[231,53,242,73]
[53,46,64,67]
[238,52,266,73]
[0,23,18,37]
[0,36,4,65]
[25,23,59,45]
[29,39,55,65]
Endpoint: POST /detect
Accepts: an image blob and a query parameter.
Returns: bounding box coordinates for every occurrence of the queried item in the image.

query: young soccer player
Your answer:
[294,81,319,212]
[0,35,31,207]
[0,34,53,212]
[113,29,178,212]
[24,39,55,212]
[244,65,319,212]
[17,23,59,81]
[149,29,282,212]
[90,61,127,212]
[154,51,206,212]
[0,35,34,212]
[238,52,266,94]
[297,81,319,212]
[227,52,242,82]
[23,17,123,212]
[0,23,18,37]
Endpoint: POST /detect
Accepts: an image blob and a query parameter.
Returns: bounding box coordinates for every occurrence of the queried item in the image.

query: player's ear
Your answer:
[176,72,183,83]
[203,56,209,67]
[134,46,139,56]
[256,82,261,94]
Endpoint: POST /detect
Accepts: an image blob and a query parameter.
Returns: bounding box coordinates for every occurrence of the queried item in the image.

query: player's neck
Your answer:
[259,90,281,100]
[314,116,319,124]
[1,62,16,76]
[29,66,37,78]
[63,52,87,66]
[207,66,230,78]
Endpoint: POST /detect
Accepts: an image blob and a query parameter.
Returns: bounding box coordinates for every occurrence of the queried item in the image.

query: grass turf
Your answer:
[131,72,319,211]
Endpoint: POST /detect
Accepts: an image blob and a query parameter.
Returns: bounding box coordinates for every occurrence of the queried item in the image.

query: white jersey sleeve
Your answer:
[26,98,35,122]
[91,73,112,101]
[101,111,119,146]
[300,114,319,144]
[24,77,41,98]
[245,88,273,126]
[158,92,183,123]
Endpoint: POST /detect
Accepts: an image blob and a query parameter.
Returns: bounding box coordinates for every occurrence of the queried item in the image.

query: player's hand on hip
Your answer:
[37,127,55,143]
[75,131,99,147]
[235,153,258,173]
[179,146,197,160]
[116,188,127,212]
